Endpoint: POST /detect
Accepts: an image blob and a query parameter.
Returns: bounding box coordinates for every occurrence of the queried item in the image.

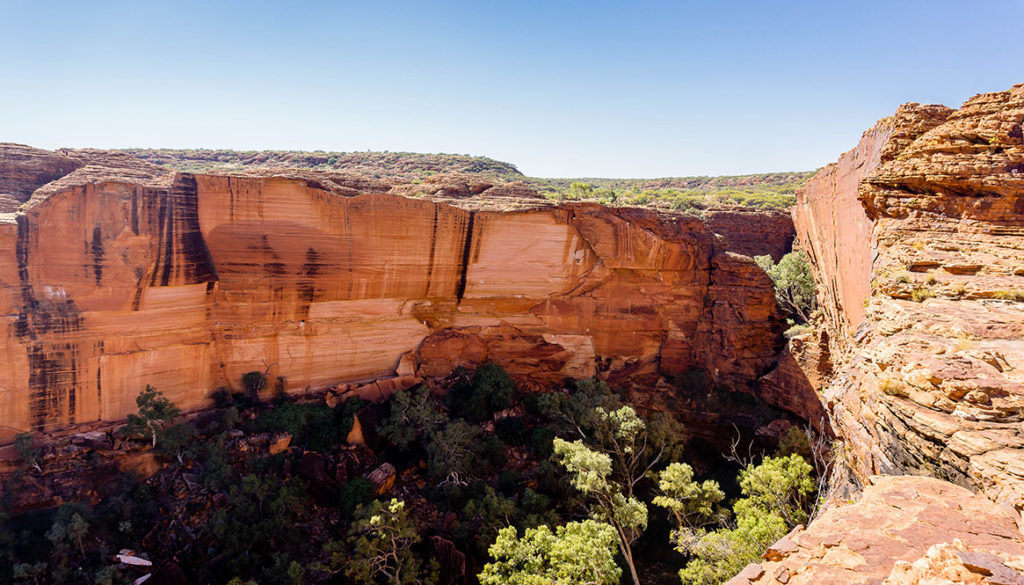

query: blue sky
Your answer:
[2,0,1022,177]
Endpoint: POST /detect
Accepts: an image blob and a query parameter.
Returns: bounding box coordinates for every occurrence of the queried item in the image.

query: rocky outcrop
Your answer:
[0,145,794,440]
[728,476,1024,585]
[0,144,84,213]
[793,85,1024,510]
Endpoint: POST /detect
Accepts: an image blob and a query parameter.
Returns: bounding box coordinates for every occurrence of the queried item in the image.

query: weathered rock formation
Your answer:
[0,145,796,441]
[728,476,1024,585]
[794,85,1024,511]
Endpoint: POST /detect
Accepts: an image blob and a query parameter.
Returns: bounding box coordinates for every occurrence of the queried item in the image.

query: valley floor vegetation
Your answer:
[1,365,821,585]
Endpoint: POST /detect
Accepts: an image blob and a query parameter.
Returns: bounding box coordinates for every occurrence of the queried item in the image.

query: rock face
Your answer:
[0,145,792,440]
[705,209,795,263]
[793,85,1024,510]
[727,476,1024,585]
[0,144,84,213]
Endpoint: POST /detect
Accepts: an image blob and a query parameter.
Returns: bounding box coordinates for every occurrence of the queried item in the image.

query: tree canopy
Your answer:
[479,520,621,585]
[754,251,816,323]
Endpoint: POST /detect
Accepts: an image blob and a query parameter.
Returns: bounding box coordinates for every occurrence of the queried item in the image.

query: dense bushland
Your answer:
[0,366,820,585]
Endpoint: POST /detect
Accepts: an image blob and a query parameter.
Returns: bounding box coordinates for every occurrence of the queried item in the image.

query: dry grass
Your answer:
[993,290,1024,302]
[953,335,975,352]
[910,288,934,302]
[878,376,908,397]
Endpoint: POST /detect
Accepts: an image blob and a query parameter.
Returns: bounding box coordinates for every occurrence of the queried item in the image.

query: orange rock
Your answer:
[0,146,790,439]
[729,476,1024,585]
[795,84,1024,510]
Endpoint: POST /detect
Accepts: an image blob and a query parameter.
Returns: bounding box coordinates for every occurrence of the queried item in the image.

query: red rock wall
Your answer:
[0,161,788,440]
[792,121,888,357]
[795,85,1024,511]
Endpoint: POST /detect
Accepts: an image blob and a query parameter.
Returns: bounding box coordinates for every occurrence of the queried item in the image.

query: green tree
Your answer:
[536,378,622,438]
[346,499,437,585]
[14,432,41,472]
[548,404,686,585]
[674,454,815,585]
[462,486,517,541]
[202,474,308,582]
[448,362,518,422]
[552,438,647,585]
[652,462,725,531]
[586,406,685,497]
[479,520,621,585]
[379,387,447,450]
[736,453,815,527]
[426,420,484,483]
[12,562,47,585]
[676,511,786,585]
[754,251,816,323]
[121,385,180,447]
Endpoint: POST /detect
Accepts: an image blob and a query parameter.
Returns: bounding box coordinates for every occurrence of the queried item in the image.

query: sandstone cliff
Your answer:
[0,145,797,440]
[794,85,1024,509]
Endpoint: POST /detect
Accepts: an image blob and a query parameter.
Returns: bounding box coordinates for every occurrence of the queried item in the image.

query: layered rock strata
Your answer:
[0,146,794,440]
[793,85,1024,509]
[728,476,1024,585]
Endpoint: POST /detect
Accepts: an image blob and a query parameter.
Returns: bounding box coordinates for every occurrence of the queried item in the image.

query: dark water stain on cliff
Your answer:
[454,211,476,302]
[424,205,439,295]
[151,176,219,287]
[297,247,320,319]
[260,235,287,276]
[15,215,87,430]
[91,225,104,286]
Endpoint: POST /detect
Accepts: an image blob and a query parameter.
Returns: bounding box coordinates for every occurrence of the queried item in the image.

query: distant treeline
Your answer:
[123,149,814,211]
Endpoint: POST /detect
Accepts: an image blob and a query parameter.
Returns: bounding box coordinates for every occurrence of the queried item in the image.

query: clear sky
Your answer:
[2,0,1022,178]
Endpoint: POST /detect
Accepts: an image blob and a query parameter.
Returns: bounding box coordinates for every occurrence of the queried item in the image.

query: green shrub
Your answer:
[339,478,376,519]
[448,362,518,422]
[910,288,933,302]
[479,520,621,585]
[345,499,438,585]
[426,420,484,482]
[254,399,360,452]
[379,387,447,450]
[494,416,528,446]
[14,433,41,471]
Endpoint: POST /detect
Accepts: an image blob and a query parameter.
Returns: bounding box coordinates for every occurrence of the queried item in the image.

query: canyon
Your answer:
[1,82,1023,585]
[0,144,800,443]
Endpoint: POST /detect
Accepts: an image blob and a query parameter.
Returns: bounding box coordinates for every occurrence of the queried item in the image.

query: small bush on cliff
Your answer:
[754,251,816,323]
